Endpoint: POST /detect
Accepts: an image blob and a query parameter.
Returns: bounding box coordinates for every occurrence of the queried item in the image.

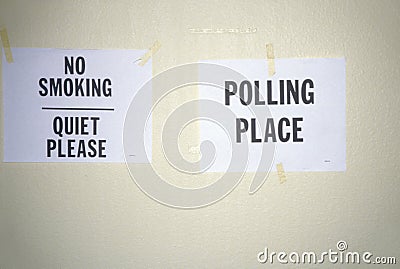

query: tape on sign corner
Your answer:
[0,27,13,63]
[266,43,275,77]
[138,40,161,66]
[276,162,287,184]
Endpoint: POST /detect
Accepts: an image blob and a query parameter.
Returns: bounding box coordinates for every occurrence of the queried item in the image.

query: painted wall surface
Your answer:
[0,0,399,268]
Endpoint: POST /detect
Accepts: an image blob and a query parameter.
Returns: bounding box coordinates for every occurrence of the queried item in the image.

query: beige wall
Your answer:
[0,0,399,268]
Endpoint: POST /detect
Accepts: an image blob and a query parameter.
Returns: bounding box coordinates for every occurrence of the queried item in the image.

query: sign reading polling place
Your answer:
[199,58,346,172]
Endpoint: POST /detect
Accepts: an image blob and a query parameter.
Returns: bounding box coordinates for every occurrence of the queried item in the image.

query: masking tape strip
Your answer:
[0,27,13,63]
[266,43,275,76]
[138,40,161,66]
[276,163,287,184]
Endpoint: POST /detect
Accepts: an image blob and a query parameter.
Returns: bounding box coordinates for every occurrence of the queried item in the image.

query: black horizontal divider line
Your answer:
[42,107,114,111]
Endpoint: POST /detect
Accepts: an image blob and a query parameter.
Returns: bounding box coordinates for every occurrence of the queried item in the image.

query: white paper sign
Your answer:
[3,48,152,162]
[199,58,346,172]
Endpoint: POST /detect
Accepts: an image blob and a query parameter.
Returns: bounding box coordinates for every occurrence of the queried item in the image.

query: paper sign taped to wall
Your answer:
[199,58,346,172]
[3,48,152,162]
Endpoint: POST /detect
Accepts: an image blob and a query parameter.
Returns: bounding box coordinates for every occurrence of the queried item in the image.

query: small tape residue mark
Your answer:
[188,28,257,34]
[188,145,201,155]
[276,163,286,184]
[0,26,13,63]
[138,40,161,66]
[266,43,275,77]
